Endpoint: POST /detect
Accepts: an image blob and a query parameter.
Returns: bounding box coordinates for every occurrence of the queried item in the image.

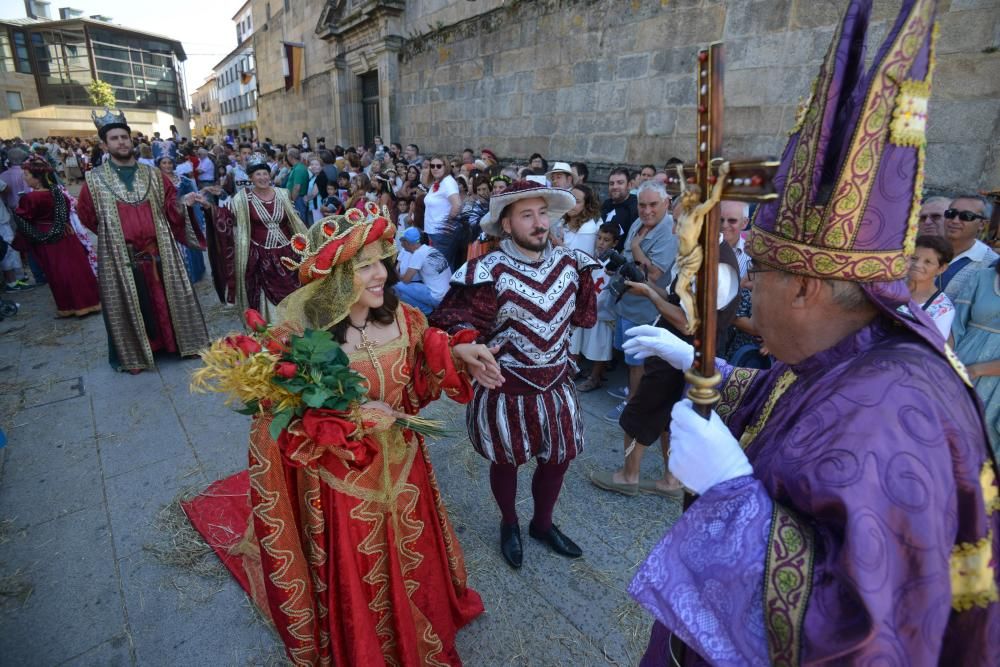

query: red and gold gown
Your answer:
[185,304,484,666]
[13,190,101,317]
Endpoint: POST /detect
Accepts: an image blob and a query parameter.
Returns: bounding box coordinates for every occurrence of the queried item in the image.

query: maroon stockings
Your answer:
[488,459,570,532]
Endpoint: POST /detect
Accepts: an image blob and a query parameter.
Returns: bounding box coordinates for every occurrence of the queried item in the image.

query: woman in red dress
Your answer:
[185,203,503,666]
[12,156,100,317]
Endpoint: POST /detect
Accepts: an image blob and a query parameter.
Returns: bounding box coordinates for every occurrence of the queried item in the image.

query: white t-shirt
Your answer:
[197,157,215,181]
[924,291,956,340]
[422,175,459,235]
[397,248,413,275]
[564,218,600,256]
[406,244,452,300]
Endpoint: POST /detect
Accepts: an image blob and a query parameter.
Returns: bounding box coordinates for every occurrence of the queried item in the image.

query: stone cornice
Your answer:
[315,0,405,41]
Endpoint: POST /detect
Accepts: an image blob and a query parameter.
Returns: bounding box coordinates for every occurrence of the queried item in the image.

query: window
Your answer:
[266,3,271,20]
[6,91,23,112]
[90,30,184,115]
[283,0,289,12]
[0,33,14,73]
[12,31,31,73]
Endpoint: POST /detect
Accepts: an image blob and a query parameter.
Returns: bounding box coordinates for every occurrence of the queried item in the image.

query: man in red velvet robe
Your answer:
[76,110,209,373]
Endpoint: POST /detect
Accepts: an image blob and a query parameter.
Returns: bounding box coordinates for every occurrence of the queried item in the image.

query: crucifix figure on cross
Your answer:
[662,42,780,418]
[672,159,730,337]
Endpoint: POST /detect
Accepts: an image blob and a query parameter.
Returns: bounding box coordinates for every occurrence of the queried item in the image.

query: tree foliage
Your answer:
[87,80,116,108]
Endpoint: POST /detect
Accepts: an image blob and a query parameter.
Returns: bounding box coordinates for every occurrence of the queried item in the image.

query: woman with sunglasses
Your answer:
[419,155,462,270]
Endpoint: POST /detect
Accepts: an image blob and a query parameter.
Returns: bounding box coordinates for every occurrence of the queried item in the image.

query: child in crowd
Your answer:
[397,199,411,229]
[320,181,343,217]
[336,172,350,202]
[575,223,620,392]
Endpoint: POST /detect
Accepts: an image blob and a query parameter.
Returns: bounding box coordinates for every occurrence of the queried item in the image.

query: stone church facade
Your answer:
[250,0,1000,192]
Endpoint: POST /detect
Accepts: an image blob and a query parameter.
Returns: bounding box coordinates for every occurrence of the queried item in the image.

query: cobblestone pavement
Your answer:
[0,278,681,666]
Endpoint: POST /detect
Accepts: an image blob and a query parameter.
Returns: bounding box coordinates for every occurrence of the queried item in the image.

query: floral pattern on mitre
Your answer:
[276,408,374,469]
[889,79,930,148]
[748,226,908,282]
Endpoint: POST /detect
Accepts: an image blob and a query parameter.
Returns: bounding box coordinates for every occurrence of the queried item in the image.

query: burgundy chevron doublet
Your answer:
[463,245,593,466]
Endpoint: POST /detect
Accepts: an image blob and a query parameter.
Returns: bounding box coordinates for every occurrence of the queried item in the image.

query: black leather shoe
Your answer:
[500,522,523,569]
[528,521,583,559]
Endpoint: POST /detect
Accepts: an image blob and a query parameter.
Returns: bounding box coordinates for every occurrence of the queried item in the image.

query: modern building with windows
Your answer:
[0,10,188,137]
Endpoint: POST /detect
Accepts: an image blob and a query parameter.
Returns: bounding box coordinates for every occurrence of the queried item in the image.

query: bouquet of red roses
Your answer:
[191,309,444,468]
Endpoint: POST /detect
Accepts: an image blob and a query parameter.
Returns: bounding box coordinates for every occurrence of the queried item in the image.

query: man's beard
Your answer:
[110,145,133,160]
[510,227,548,253]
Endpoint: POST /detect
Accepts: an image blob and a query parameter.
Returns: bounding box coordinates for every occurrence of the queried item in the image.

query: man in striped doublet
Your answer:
[432,180,598,569]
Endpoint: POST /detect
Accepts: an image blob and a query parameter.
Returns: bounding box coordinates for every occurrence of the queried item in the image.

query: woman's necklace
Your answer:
[348,318,378,365]
[248,189,289,249]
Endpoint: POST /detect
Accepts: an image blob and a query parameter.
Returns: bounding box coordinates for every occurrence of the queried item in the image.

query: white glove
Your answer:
[622,325,694,370]
[668,399,752,495]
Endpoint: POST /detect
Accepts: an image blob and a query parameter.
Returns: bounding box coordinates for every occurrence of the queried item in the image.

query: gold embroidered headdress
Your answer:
[276,201,397,331]
[749,0,937,287]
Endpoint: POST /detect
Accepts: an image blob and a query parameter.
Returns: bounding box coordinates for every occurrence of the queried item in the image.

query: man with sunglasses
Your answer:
[939,194,997,298]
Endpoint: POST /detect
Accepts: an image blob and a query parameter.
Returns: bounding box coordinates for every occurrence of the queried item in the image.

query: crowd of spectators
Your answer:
[1,129,997,459]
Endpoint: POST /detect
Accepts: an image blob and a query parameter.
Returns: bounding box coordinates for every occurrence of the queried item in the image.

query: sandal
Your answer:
[575,377,602,392]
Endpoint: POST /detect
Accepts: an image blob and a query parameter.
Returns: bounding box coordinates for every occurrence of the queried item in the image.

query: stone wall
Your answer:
[393,0,1000,191]
[251,0,338,143]
[0,70,41,119]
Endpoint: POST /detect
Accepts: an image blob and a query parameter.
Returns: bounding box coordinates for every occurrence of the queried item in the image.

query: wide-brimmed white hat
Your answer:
[546,161,573,177]
[480,180,576,237]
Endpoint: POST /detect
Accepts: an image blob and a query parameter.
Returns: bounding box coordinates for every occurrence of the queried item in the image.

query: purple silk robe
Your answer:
[630,318,999,666]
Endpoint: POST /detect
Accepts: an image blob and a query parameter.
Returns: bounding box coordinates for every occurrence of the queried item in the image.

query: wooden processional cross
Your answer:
[663,43,780,419]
